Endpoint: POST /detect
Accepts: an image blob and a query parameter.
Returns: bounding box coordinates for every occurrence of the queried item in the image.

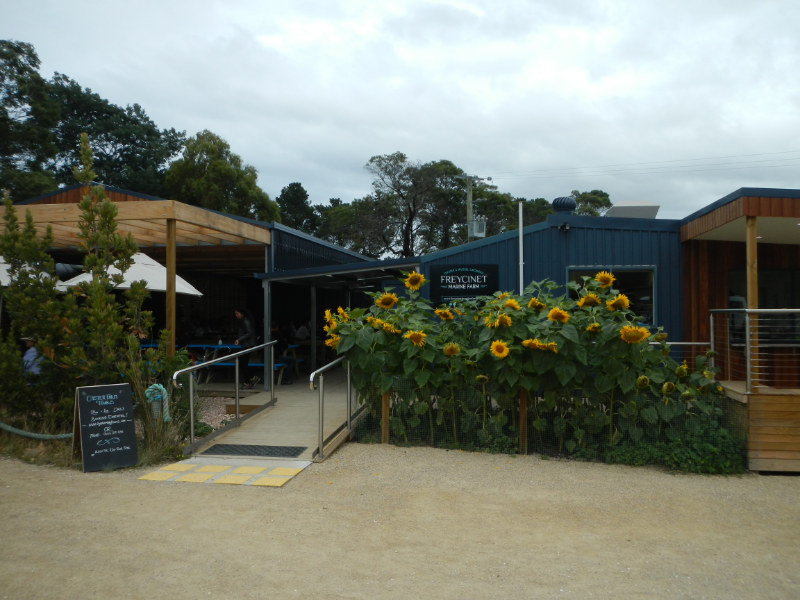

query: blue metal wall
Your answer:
[420,213,685,339]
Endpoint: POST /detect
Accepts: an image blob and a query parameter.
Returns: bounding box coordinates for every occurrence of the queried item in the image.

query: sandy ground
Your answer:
[1,443,799,600]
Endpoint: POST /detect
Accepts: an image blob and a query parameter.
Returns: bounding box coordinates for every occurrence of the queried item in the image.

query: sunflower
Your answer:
[577,293,601,308]
[323,321,337,334]
[595,270,615,288]
[503,298,521,311]
[522,338,557,353]
[521,338,537,349]
[404,272,426,291]
[443,342,460,356]
[619,325,649,344]
[606,293,630,311]
[404,330,427,347]
[382,322,401,334]
[337,306,350,320]
[585,322,601,333]
[547,307,569,323]
[435,308,454,321]
[376,293,398,309]
[662,381,675,395]
[324,334,340,349]
[636,375,650,389]
[324,308,335,326]
[490,339,510,358]
[528,297,546,311]
[497,313,512,327]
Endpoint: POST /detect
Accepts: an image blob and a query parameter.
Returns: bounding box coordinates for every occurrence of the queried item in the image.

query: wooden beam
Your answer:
[166,218,176,357]
[746,216,758,310]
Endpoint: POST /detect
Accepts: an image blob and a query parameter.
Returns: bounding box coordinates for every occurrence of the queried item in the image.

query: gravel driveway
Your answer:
[1,443,798,599]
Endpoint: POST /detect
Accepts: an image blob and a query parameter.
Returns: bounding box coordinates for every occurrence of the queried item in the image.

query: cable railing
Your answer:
[172,340,276,444]
[710,308,800,392]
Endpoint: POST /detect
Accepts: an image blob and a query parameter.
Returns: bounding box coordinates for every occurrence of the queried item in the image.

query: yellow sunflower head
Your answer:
[490,339,510,358]
[528,297,546,312]
[547,307,569,323]
[324,334,340,349]
[404,330,427,347]
[606,293,630,312]
[404,272,426,291]
[382,321,401,334]
[443,342,460,356]
[585,322,601,333]
[522,338,536,349]
[503,298,521,311]
[324,309,334,325]
[337,306,349,320]
[435,308,454,321]
[595,271,615,288]
[619,325,649,344]
[497,313,512,327]
[577,293,601,308]
[376,293,398,309]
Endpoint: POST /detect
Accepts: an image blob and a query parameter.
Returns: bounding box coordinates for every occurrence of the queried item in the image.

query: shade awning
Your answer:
[60,252,203,296]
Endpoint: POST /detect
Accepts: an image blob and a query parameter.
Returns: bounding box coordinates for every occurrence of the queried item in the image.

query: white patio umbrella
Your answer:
[59,252,203,296]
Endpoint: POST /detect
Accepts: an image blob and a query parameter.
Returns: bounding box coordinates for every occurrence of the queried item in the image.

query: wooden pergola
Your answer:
[6,191,270,354]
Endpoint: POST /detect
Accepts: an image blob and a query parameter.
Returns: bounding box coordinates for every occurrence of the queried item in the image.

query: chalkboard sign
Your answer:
[74,383,138,472]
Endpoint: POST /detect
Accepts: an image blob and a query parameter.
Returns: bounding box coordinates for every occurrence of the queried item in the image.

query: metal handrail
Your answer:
[308,356,348,460]
[172,340,276,444]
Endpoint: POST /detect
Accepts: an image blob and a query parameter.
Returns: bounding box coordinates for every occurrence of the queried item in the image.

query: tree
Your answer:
[164,130,279,221]
[48,73,185,197]
[572,189,612,216]
[276,182,318,232]
[0,40,59,200]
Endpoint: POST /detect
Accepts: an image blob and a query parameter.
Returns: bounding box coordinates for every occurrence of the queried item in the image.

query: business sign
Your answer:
[430,264,499,305]
[73,383,138,472]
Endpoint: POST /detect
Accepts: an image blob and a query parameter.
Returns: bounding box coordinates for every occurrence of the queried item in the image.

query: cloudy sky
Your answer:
[5,0,799,219]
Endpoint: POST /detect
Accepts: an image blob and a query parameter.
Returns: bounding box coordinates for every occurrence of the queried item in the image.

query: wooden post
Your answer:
[381,391,390,444]
[165,218,176,357]
[746,216,758,389]
[519,389,528,455]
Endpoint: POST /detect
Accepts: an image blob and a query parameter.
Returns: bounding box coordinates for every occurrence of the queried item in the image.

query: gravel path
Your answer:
[1,443,799,599]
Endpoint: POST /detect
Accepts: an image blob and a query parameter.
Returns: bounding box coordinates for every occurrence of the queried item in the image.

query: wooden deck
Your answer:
[721,381,800,472]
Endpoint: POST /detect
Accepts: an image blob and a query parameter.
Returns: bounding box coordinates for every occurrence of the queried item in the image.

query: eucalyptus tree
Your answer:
[0,40,59,199]
[164,129,279,221]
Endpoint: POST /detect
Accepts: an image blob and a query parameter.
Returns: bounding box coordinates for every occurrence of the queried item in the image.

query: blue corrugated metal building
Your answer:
[420,205,684,337]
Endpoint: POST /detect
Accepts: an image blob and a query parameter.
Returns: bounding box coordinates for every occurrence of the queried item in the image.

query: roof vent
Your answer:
[552,196,577,213]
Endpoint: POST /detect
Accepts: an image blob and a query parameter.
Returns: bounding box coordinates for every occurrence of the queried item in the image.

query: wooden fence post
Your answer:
[519,389,528,455]
[381,391,390,444]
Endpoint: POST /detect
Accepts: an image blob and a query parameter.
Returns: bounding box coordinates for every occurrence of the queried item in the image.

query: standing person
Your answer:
[21,337,42,375]
[233,307,258,388]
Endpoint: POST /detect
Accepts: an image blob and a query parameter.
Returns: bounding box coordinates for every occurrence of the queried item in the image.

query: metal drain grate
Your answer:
[201,444,307,458]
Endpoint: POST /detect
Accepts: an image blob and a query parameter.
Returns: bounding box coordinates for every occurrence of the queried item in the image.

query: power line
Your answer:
[490,150,800,181]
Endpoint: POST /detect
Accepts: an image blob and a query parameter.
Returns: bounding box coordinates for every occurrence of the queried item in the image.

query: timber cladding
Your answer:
[747,393,800,472]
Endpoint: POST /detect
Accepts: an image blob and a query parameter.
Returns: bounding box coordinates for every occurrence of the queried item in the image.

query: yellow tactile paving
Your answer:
[214,474,252,485]
[138,460,310,486]
[176,472,216,483]
[196,465,229,473]
[251,476,291,487]
[232,466,268,475]
[139,470,179,481]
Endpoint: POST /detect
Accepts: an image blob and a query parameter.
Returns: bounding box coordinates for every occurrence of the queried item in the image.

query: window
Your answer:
[568,268,655,326]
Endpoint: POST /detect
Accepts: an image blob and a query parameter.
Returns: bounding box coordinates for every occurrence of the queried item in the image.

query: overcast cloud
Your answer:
[4,0,799,219]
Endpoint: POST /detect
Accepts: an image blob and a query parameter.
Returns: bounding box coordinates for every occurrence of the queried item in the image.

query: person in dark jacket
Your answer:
[234,307,258,388]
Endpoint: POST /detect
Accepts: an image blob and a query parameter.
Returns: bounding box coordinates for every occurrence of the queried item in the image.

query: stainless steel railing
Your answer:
[308,356,350,460]
[172,340,277,444]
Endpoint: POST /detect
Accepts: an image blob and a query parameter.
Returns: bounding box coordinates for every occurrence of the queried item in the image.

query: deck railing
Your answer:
[710,309,800,393]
